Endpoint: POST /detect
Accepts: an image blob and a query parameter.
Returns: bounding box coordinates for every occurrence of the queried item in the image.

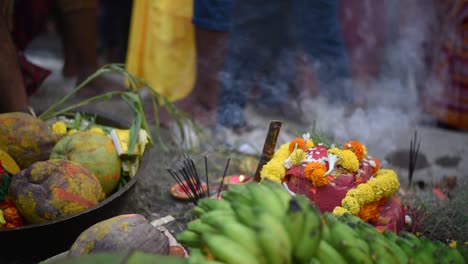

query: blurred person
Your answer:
[97,0,133,63]
[217,0,354,131]
[126,0,232,126]
[0,2,30,114]
[52,0,127,96]
[0,0,126,114]
[422,0,468,130]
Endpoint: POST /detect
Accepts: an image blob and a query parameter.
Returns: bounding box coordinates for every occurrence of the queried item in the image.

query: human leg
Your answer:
[0,12,29,113]
[54,0,127,96]
[217,0,291,129]
[159,0,232,127]
[293,0,354,105]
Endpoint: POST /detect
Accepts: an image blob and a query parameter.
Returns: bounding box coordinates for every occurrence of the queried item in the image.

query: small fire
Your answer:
[239,175,246,182]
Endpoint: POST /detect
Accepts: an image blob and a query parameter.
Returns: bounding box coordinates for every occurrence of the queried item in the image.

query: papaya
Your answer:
[0,112,61,169]
[50,131,121,196]
[9,159,104,224]
[68,214,170,256]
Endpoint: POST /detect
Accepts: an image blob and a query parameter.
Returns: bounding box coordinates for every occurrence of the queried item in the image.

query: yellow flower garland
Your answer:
[333,169,400,217]
[260,143,290,182]
[343,140,367,161]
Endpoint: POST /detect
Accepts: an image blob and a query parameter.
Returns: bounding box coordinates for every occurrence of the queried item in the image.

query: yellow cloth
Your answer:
[125,0,195,101]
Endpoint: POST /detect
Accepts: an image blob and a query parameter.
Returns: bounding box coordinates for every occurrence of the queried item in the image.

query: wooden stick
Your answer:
[253,120,282,182]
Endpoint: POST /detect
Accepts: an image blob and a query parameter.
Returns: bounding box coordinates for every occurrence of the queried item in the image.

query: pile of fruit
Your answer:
[260,133,405,232]
[0,112,148,227]
[176,181,465,264]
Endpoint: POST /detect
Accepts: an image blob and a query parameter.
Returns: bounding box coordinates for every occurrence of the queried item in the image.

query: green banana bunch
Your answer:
[285,196,323,264]
[323,213,373,264]
[315,240,347,264]
[201,233,260,264]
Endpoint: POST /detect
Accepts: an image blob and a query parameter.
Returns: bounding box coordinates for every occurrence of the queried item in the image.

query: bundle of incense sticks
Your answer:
[408,130,421,189]
[167,153,230,205]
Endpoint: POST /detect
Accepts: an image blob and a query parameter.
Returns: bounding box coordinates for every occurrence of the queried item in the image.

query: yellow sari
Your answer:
[125,0,195,101]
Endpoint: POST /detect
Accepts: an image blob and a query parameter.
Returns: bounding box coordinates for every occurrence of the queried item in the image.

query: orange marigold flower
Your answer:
[368,156,380,175]
[304,162,328,187]
[289,137,307,153]
[344,140,367,161]
[358,197,387,224]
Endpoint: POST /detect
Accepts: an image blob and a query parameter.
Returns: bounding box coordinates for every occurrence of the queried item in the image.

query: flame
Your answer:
[239,175,245,182]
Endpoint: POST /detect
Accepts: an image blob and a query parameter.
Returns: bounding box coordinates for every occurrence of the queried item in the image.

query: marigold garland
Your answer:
[343,140,367,161]
[289,138,307,153]
[358,197,387,223]
[304,162,328,187]
[260,143,290,182]
[333,169,400,217]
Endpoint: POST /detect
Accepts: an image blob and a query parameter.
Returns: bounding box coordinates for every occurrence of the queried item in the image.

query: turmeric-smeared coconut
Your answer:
[0,112,61,169]
[68,214,169,256]
[9,159,104,224]
[50,131,121,196]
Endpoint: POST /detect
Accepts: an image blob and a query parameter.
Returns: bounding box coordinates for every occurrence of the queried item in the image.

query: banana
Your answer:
[199,209,236,224]
[326,214,371,256]
[364,233,403,264]
[395,237,420,257]
[320,222,331,243]
[325,215,373,264]
[231,202,257,227]
[192,206,207,218]
[254,211,293,264]
[399,230,421,245]
[196,197,233,213]
[382,229,399,243]
[245,182,288,220]
[335,241,374,264]
[201,217,266,263]
[315,240,347,264]
[435,245,465,264]
[260,179,293,208]
[308,257,322,264]
[186,219,217,235]
[378,232,409,264]
[283,198,306,253]
[201,233,260,264]
[221,189,254,205]
[176,230,202,248]
[292,198,323,263]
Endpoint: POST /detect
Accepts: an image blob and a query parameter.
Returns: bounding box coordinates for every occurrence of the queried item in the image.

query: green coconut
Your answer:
[9,159,104,224]
[50,131,121,196]
[68,214,170,256]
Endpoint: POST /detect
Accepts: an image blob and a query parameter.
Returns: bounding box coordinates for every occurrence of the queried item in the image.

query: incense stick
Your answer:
[217,158,231,199]
[408,130,421,189]
[204,155,210,197]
